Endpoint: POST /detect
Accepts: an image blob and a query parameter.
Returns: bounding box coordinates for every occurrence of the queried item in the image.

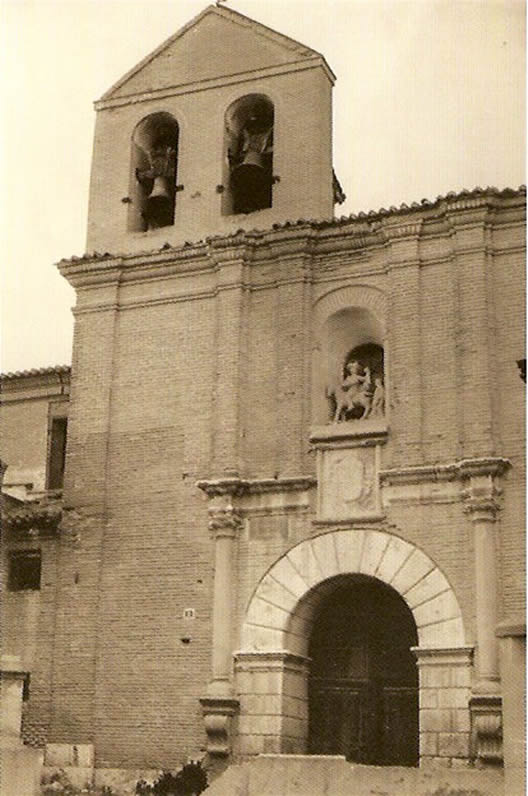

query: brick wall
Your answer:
[43,189,526,769]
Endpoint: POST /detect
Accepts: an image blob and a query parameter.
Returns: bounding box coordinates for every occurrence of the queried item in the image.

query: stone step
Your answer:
[205,755,504,796]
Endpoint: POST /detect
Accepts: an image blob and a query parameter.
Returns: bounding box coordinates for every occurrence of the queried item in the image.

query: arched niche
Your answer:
[128,112,179,232]
[223,93,274,216]
[313,304,385,425]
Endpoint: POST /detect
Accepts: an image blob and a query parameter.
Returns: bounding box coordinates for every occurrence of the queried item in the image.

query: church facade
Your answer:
[1,5,525,793]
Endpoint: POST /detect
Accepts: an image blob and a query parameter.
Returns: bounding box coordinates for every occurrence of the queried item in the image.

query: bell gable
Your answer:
[101,4,334,102]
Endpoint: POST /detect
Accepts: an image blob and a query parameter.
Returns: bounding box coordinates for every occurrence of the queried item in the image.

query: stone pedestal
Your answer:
[235,651,310,757]
[413,647,473,767]
[43,743,95,789]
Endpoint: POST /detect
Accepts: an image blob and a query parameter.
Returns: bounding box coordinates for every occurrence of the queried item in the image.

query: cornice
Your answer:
[3,502,62,535]
[0,365,70,385]
[56,187,524,291]
[412,646,474,665]
[457,457,511,479]
[380,457,511,486]
[234,650,310,669]
[197,476,316,498]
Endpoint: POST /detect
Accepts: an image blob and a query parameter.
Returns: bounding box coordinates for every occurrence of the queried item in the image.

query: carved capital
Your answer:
[470,695,503,764]
[200,696,239,757]
[462,478,501,523]
[460,458,509,524]
[208,507,243,538]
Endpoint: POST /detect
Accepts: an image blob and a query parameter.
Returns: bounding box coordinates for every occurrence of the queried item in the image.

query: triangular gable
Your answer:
[101,4,333,101]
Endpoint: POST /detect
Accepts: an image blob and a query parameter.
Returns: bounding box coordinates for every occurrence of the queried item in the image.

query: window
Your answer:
[223,94,274,215]
[47,417,67,490]
[8,550,41,591]
[129,112,180,232]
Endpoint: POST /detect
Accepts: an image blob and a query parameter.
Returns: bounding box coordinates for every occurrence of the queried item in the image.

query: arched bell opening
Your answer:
[128,112,179,232]
[223,94,274,216]
[307,574,419,766]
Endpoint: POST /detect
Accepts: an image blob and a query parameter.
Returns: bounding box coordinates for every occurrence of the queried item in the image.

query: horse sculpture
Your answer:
[327,360,373,422]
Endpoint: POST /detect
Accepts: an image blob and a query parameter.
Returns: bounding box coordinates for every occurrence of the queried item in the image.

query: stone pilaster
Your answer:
[383,220,423,466]
[446,200,496,458]
[460,457,510,764]
[198,482,243,755]
[209,241,248,479]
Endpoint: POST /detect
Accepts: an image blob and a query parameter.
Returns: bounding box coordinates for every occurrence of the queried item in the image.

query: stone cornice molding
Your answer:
[457,457,510,479]
[380,463,458,486]
[57,188,524,292]
[378,219,423,243]
[234,650,310,671]
[411,646,474,666]
[197,476,316,498]
[380,457,510,487]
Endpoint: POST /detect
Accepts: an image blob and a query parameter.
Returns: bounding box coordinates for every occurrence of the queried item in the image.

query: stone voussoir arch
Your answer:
[241,529,466,654]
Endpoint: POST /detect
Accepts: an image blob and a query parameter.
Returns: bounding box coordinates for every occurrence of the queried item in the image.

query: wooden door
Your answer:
[308,576,419,766]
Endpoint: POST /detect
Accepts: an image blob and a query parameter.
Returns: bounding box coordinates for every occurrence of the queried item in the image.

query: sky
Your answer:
[1,0,525,373]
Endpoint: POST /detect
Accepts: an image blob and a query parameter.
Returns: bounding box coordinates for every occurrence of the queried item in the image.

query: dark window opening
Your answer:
[47,417,67,490]
[8,550,41,591]
[129,112,179,232]
[224,94,274,215]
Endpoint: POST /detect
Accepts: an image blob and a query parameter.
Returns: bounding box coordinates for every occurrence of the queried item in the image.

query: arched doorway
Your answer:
[308,574,418,766]
[238,530,468,762]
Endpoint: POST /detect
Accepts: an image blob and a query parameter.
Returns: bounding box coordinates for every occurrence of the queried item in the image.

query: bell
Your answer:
[149,176,171,200]
[145,176,173,229]
[240,150,265,169]
[231,152,271,214]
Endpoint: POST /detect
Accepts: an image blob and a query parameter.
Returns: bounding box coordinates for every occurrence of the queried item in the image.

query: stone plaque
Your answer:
[318,445,380,520]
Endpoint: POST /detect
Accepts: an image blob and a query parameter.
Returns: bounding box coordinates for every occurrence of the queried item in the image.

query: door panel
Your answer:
[308,576,419,766]
[309,684,365,761]
[381,686,419,766]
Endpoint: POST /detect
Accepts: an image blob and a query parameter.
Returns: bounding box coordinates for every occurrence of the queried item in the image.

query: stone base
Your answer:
[43,743,96,790]
[470,694,503,765]
[204,756,504,796]
[42,766,95,791]
[1,743,43,796]
[200,695,240,756]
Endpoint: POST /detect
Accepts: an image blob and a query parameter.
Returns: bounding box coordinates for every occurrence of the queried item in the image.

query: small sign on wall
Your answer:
[183,608,195,620]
